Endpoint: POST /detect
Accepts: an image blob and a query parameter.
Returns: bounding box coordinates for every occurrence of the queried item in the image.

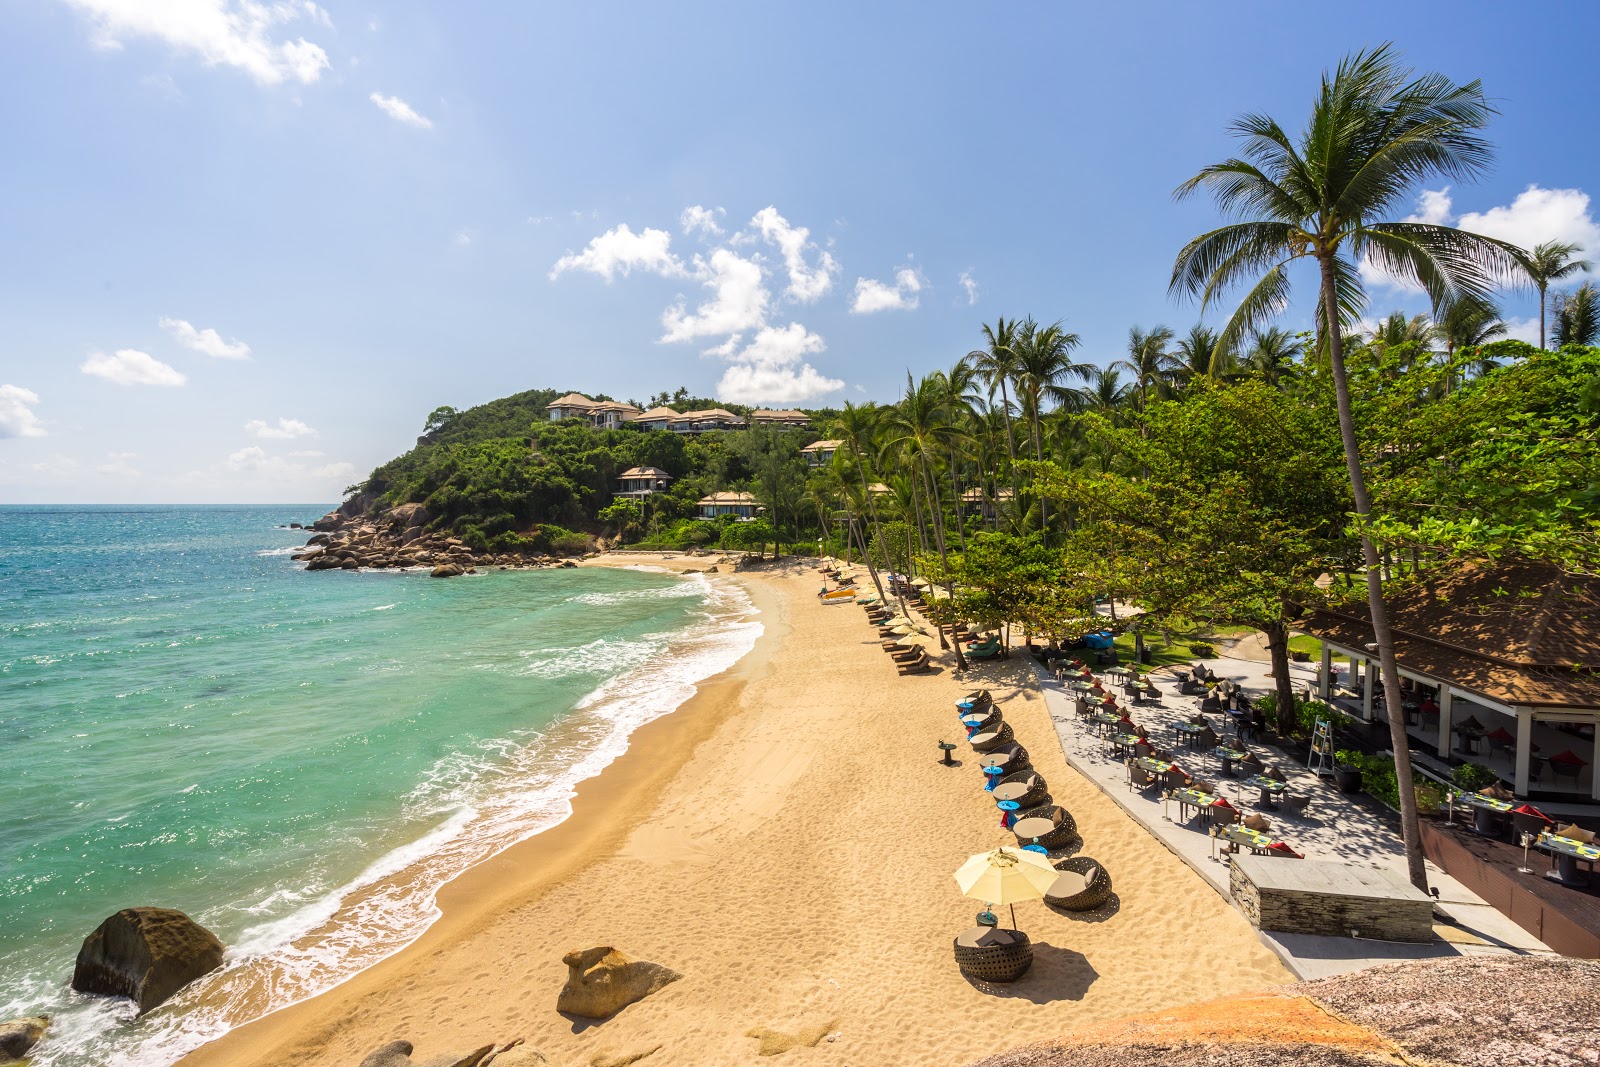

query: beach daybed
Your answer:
[1045,856,1113,911]
[953,926,1033,983]
[896,651,931,675]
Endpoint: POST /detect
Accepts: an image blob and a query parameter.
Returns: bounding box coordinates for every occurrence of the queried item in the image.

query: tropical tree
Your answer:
[1175,324,1235,384]
[1552,282,1600,348]
[1522,240,1592,350]
[1171,44,1523,890]
[1114,325,1178,406]
[1080,366,1132,417]
[1012,317,1087,542]
[1242,327,1304,386]
[968,317,1025,498]
[831,402,892,606]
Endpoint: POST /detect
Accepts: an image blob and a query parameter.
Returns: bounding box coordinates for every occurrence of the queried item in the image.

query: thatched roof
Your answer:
[1300,562,1600,710]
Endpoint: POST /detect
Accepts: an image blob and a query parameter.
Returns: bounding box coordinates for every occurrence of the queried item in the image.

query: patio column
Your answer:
[1318,645,1332,700]
[1361,658,1375,721]
[1514,707,1533,796]
[1436,687,1453,759]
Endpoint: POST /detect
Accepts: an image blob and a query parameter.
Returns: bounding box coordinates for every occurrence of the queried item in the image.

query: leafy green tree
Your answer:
[424,405,460,435]
[732,426,805,557]
[1012,317,1087,543]
[1171,44,1522,889]
[1522,240,1592,350]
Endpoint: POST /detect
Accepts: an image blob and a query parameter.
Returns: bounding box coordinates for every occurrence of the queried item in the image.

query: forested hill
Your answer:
[337,388,836,553]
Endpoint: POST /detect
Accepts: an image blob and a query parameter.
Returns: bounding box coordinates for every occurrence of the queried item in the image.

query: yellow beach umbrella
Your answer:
[953,846,1057,928]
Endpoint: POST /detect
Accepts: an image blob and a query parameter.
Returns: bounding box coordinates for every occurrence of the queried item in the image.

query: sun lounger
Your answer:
[896,651,930,675]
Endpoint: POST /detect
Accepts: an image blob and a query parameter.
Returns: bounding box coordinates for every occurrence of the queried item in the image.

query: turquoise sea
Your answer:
[0,506,759,1066]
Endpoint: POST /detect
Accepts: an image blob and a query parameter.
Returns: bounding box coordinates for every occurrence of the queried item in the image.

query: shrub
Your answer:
[1188,642,1215,657]
[1452,762,1499,792]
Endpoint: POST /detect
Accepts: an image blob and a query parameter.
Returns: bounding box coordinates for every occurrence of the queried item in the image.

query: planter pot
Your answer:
[1333,766,1363,794]
[1290,650,1311,662]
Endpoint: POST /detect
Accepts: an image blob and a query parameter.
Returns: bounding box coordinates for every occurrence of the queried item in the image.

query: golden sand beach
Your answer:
[179,556,1288,1067]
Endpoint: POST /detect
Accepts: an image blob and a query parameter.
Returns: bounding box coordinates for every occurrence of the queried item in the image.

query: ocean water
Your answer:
[0,506,760,1066]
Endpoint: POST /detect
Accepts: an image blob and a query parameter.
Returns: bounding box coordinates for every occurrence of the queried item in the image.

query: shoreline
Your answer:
[175,559,776,1067]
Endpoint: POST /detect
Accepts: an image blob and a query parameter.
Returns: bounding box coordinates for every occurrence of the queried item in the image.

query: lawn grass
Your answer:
[1287,633,1323,657]
[1111,632,1203,669]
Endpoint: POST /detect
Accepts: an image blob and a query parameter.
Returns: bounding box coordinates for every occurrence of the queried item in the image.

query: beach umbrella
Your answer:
[953,846,1057,928]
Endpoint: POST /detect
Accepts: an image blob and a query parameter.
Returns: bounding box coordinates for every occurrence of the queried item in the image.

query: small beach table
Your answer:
[1451,790,1514,836]
[1241,774,1288,810]
[982,765,1005,791]
[1171,721,1207,750]
[1012,816,1059,851]
[996,799,1021,828]
[1213,745,1247,777]
[1537,832,1600,887]
[1169,786,1217,824]
[992,781,1033,804]
[1211,823,1275,859]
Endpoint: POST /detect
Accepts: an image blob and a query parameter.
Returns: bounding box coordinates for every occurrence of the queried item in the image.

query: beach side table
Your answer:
[938,741,958,766]
[997,799,1021,828]
[982,765,1005,792]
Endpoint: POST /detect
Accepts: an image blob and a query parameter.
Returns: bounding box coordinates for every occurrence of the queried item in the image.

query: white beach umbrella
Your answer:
[953,846,1057,928]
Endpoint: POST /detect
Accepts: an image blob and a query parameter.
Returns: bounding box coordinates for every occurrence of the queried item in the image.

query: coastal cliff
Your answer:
[297,502,592,573]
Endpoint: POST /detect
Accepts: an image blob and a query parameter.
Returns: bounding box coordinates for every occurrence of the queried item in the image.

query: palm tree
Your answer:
[1436,295,1506,385]
[1523,240,1592,350]
[1365,311,1436,351]
[1174,323,1237,385]
[1113,325,1178,407]
[830,402,892,607]
[1552,281,1600,347]
[1012,317,1086,543]
[935,357,984,551]
[1171,44,1522,891]
[967,318,1024,500]
[1081,366,1131,416]
[1242,327,1303,386]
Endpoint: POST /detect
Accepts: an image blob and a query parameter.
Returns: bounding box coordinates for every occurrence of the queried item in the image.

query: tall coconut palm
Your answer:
[830,402,891,607]
[1436,295,1507,385]
[1242,327,1304,386]
[1113,325,1178,407]
[936,357,984,551]
[1365,311,1437,351]
[1081,366,1132,416]
[967,318,1024,501]
[1013,318,1086,543]
[1171,44,1522,891]
[1523,240,1592,350]
[1552,281,1600,347]
[1175,323,1237,385]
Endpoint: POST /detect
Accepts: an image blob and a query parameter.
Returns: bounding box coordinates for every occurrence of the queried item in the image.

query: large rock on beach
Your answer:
[431,563,464,578]
[556,946,681,1020]
[386,503,430,530]
[357,1039,502,1067]
[0,1016,48,1063]
[71,907,225,1015]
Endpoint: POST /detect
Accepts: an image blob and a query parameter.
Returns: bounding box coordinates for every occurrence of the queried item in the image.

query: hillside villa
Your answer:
[547,394,746,434]
[696,491,761,520]
[748,409,811,429]
[801,439,841,467]
[615,466,672,499]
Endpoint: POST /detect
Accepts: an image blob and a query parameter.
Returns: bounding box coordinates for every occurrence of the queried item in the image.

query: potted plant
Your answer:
[1333,750,1364,794]
[1188,641,1215,658]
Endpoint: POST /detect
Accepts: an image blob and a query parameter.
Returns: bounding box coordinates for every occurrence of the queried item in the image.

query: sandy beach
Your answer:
[179,555,1288,1067]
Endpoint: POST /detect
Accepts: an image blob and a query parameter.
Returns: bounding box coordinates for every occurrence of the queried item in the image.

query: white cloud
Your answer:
[370,91,432,129]
[850,268,923,313]
[1500,316,1541,345]
[713,324,842,404]
[62,0,332,86]
[97,451,140,477]
[752,206,837,302]
[81,349,186,386]
[680,205,725,237]
[245,416,317,439]
[288,448,324,457]
[0,385,46,438]
[549,224,684,282]
[32,455,81,477]
[224,445,353,482]
[660,249,768,342]
[160,316,252,359]
[452,229,472,247]
[958,270,979,306]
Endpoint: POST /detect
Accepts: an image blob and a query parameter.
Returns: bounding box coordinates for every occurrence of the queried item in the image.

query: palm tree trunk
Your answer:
[1030,400,1049,548]
[1319,256,1428,892]
[998,380,1022,507]
[920,457,968,671]
[1539,284,1547,350]
[948,460,967,552]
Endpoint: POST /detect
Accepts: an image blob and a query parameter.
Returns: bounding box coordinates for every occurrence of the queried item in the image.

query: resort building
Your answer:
[1302,563,1599,806]
[670,408,746,434]
[633,406,683,431]
[696,491,762,520]
[960,486,1015,520]
[546,393,642,430]
[801,439,842,467]
[749,409,812,429]
[614,466,672,500]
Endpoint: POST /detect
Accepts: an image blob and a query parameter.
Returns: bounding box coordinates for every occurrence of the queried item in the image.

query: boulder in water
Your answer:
[71,908,225,1015]
[0,1016,48,1062]
[556,946,681,1020]
[431,564,464,578]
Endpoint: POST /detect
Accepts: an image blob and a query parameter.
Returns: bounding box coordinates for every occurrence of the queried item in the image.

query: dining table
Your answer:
[1537,832,1599,887]
[1450,790,1514,836]
[1211,823,1275,858]
[1171,721,1207,749]
[1168,787,1217,823]
[1213,745,1247,777]
[1241,774,1288,810]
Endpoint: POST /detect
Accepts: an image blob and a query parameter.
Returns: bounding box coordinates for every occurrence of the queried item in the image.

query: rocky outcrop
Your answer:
[298,507,586,575]
[358,1039,543,1067]
[969,955,1600,1067]
[0,1016,48,1063]
[71,908,225,1015]
[555,946,682,1020]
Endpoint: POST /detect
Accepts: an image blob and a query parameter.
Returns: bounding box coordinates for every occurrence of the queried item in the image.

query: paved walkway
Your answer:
[1031,652,1554,980]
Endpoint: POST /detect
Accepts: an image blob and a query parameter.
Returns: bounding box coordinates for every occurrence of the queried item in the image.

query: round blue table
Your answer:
[1022,844,1049,854]
[997,799,1021,828]
[982,765,1005,791]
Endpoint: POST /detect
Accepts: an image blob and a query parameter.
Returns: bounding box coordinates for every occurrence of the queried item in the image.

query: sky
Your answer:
[3,1,1599,504]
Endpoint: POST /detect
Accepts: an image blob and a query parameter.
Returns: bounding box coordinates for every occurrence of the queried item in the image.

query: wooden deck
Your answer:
[1420,819,1600,958]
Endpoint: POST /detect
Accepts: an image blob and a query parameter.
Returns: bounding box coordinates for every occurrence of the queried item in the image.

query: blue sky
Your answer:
[3,1,1598,503]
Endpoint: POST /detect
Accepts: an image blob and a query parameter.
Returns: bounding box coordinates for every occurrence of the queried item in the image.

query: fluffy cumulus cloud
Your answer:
[245,416,317,439]
[680,205,725,236]
[0,385,46,438]
[850,268,923,313]
[221,445,354,482]
[1362,185,1600,292]
[551,205,853,404]
[160,316,252,359]
[549,224,684,282]
[81,349,187,386]
[752,207,838,302]
[370,92,432,129]
[61,0,332,86]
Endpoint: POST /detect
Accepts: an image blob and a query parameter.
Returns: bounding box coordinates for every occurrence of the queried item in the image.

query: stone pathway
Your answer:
[1030,653,1554,980]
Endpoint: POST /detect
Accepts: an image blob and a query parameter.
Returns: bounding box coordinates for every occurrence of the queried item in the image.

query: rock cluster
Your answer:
[71,907,225,1015]
[0,1016,48,1064]
[298,505,595,577]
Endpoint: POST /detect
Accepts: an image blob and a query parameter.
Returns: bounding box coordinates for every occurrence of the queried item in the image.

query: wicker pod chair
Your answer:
[969,721,1015,753]
[953,928,1033,983]
[998,770,1050,808]
[1045,856,1113,911]
[961,689,994,711]
[1012,805,1079,851]
[961,707,1003,734]
[985,743,1030,774]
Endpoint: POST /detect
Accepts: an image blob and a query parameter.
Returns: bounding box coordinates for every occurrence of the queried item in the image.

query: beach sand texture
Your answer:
[181,557,1288,1067]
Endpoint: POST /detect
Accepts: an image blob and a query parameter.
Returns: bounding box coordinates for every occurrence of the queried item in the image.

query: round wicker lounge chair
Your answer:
[961,688,993,709]
[961,708,1002,734]
[997,770,1050,808]
[953,927,1033,983]
[1012,805,1078,851]
[1045,856,1113,911]
[969,721,1015,752]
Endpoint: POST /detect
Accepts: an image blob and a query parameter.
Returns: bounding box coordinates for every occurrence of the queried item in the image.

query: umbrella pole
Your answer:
[1010,903,1017,930]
